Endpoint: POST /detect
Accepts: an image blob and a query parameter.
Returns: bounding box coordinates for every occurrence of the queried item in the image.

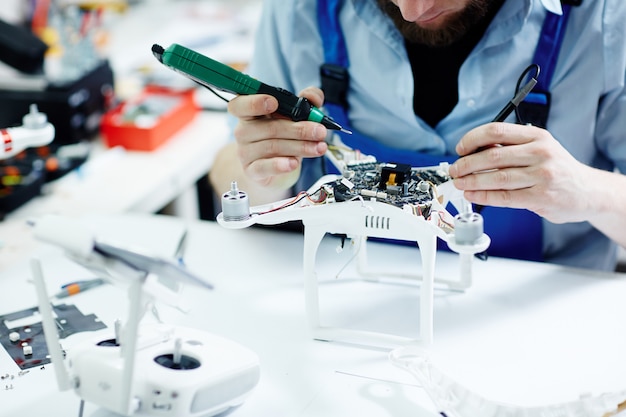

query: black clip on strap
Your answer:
[320,63,350,108]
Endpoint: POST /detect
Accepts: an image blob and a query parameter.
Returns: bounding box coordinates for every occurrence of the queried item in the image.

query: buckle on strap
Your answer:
[320,63,350,108]
[517,91,551,129]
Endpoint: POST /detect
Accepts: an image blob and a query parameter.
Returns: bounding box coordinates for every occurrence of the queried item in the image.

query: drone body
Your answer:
[217,141,490,347]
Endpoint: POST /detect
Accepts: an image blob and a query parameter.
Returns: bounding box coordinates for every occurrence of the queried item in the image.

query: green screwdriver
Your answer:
[152,43,351,134]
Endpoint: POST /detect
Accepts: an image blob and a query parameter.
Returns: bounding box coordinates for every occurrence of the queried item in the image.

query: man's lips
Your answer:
[414,10,449,25]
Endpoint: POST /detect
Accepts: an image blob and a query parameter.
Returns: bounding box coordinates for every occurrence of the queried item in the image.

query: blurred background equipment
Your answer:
[0,1,117,145]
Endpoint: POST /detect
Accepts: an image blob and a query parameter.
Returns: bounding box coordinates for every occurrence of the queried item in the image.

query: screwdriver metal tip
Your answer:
[340,128,353,135]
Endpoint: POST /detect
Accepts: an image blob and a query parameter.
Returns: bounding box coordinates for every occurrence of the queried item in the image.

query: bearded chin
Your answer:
[397,19,470,46]
[377,0,491,47]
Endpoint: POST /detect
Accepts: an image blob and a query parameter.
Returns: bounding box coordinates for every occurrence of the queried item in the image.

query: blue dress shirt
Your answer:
[245,0,626,270]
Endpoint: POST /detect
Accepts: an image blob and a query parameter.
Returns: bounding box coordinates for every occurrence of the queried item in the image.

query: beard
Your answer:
[377,0,495,47]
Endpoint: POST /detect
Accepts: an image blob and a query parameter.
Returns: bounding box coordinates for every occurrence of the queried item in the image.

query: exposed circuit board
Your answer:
[322,161,451,220]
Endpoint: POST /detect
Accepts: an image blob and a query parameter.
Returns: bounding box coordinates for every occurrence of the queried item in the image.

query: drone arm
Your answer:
[436,180,472,215]
[32,215,95,259]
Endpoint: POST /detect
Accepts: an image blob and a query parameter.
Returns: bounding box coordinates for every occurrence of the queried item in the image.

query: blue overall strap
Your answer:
[518,4,573,128]
[316,0,457,170]
[314,0,555,262]
[535,5,572,91]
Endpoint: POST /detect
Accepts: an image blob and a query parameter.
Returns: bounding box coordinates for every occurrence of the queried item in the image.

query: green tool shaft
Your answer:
[153,43,347,132]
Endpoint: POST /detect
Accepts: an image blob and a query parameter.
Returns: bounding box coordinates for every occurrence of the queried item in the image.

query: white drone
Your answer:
[0,104,55,159]
[29,215,260,417]
[217,136,490,348]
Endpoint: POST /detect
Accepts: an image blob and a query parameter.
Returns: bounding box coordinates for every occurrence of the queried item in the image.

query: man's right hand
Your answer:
[227,86,329,191]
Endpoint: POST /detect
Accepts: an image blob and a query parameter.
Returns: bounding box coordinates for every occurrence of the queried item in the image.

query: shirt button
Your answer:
[466,99,476,108]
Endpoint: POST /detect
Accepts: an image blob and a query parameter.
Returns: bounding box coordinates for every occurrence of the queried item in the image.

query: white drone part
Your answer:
[22,104,49,129]
[31,214,95,259]
[221,181,250,221]
[29,215,257,417]
[67,324,260,417]
[31,259,72,391]
[435,179,472,215]
[390,345,626,417]
[0,104,55,159]
[454,212,484,245]
[217,167,492,347]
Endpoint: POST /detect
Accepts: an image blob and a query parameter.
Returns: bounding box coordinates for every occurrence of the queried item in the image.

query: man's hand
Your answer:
[449,122,593,224]
[227,86,328,191]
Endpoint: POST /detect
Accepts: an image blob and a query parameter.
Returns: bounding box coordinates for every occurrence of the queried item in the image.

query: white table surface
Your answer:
[1,213,625,417]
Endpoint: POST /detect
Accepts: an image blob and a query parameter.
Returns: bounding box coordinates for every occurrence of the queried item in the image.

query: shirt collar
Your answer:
[355,0,563,16]
[540,0,563,15]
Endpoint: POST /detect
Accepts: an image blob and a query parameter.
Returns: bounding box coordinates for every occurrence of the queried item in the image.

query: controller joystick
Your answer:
[97,339,120,347]
[96,320,122,347]
[154,338,201,370]
[154,354,201,370]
